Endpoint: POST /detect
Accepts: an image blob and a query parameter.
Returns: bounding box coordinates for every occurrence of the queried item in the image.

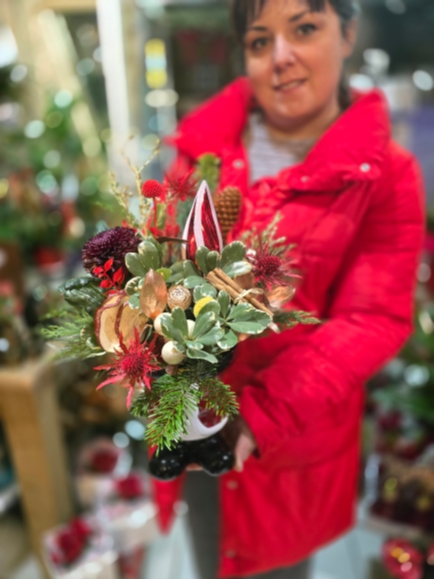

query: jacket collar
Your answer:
[169,77,391,192]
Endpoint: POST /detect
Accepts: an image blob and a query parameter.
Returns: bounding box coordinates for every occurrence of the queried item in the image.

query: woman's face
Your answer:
[244,0,356,133]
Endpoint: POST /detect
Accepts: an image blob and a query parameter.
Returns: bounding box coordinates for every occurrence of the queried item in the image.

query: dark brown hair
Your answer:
[232,0,358,40]
[232,0,359,109]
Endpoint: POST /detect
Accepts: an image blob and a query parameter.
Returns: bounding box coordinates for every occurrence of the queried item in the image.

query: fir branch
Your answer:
[273,309,321,329]
[41,308,104,360]
[131,364,238,450]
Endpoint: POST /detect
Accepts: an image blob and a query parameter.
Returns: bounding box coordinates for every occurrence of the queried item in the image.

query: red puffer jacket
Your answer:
[152,78,425,577]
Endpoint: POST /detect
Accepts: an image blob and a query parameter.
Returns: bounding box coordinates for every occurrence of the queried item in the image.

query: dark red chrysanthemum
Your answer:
[164,170,197,201]
[141,179,164,199]
[82,226,141,284]
[94,329,160,408]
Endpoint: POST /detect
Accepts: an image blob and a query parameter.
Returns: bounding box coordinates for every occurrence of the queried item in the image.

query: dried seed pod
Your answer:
[214,186,242,242]
[167,285,192,310]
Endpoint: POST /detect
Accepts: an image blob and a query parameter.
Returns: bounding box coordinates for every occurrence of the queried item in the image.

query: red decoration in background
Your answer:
[51,518,92,566]
[115,473,145,500]
[182,181,223,261]
[382,539,423,579]
[118,546,146,579]
[89,447,119,474]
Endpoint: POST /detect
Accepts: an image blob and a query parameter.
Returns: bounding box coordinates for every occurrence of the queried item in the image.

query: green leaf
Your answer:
[217,330,238,350]
[145,236,163,260]
[171,261,184,274]
[171,307,189,337]
[125,253,147,277]
[197,299,220,317]
[195,246,210,274]
[125,276,143,296]
[167,272,184,284]
[184,276,207,289]
[222,260,252,278]
[161,315,185,344]
[206,251,220,271]
[220,241,246,269]
[128,293,141,309]
[138,239,161,270]
[217,291,231,317]
[226,303,271,333]
[185,340,204,350]
[193,311,217,339]
[157,268,172,281]
[186,348,219,364]
[197,327,225,346]
[227,321,267,334]
[183,260,201,278]
[193,283,217,302]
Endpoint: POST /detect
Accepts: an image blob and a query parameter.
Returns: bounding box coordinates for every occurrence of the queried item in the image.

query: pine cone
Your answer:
[214,187,242,243]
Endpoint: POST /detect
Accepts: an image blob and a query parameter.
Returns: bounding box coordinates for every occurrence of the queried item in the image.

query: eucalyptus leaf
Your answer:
[206,251,220,271]
[197,327,225,346]
[184,276,207,289]
[193,311,217,338]
[161,316,185,344]
[167,272,184,284]
[217,330,238,350]
[195,246,210,274]
[145,236,163,260]
[222,260,252,278]
[193,283,217,302]
[183,260,201,278]
[125,277,143,296]
[171,261,184,273]
[157,268,172,281]
[128,293,141,310]
[197,299,220,317]
[217,291,231,317]
[186,348,218,364]
[227,321,266,334]
[185,340,204,350]
[220,241,246,268]
[125,253,147,277]
[171,307,189,337]
[138,239,161,270]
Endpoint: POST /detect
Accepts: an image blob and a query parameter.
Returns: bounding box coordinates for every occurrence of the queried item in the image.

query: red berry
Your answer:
[141,179,163,199]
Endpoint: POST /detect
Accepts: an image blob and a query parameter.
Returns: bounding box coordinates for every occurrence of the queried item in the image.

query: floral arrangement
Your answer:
[43,151,317,452]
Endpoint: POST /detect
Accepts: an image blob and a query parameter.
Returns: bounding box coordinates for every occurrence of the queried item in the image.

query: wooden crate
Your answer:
[0,355,73,577]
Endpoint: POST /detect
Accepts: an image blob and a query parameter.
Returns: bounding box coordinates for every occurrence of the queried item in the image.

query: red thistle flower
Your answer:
[94,329,160,408]
[141,179,164,199]
[165,170,197,201]
[247,242,296,290]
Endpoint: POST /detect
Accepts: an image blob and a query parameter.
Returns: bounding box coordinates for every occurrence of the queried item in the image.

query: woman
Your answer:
[152,0,425,577]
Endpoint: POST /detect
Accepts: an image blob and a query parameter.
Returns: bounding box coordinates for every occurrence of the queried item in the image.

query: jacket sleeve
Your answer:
[239,156,425,460]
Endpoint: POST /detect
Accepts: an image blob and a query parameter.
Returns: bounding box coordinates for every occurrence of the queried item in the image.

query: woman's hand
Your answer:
[222,415,257,472]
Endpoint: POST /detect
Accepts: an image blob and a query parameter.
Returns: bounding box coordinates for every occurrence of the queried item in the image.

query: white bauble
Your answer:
[162,341,186,365]
[187,320,195,338]
[154,313,166,336]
